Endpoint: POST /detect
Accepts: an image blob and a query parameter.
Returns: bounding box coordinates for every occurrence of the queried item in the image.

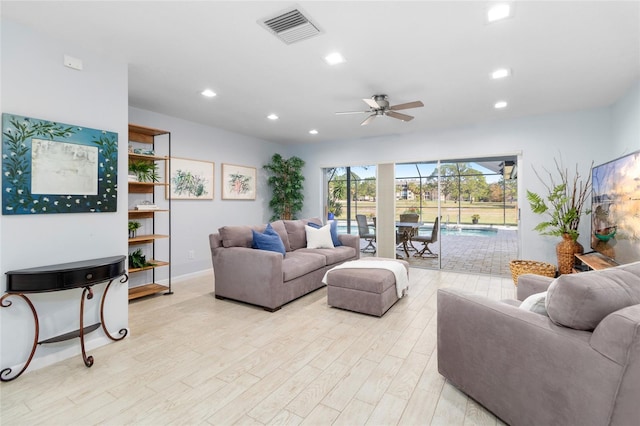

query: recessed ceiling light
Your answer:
[267,114,279,120]
[201,89,216,97]
[494,101,508,109]
[491,68,511,79]
[324,52,346,66]
[309,129,318,135]
[487,4,511,22]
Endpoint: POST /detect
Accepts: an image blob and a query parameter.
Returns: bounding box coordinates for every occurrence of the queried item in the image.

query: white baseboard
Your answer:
[156,268,213,285]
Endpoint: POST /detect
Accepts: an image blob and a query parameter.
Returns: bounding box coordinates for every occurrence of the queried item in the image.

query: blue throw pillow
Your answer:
[329,220,342,246]
[252,224,286,255]
[307,220,342,246]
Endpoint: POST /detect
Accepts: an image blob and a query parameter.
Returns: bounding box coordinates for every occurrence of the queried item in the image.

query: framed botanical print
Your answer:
[166,157,214,200]
[221,163,256,200]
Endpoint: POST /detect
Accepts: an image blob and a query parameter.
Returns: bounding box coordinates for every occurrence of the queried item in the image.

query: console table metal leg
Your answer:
[0,293,39,382]
[79,287,94,367]
[100,274,129,341]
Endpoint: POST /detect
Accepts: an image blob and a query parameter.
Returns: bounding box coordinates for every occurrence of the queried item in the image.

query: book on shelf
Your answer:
[135,204,159,211]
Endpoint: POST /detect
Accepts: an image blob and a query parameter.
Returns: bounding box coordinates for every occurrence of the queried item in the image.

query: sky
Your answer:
[347,162,504,183]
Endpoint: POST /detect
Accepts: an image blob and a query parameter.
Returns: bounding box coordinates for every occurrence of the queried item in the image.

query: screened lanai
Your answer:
[325,156,519,276]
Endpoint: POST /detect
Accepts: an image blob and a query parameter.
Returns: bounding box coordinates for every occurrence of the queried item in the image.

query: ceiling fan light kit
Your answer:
[336,94,424,126]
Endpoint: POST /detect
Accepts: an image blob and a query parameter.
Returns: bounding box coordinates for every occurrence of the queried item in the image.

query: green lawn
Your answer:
[336,200,518,226]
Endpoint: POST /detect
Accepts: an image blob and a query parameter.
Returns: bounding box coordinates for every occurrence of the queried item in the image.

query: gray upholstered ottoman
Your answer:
[325,259,409,317]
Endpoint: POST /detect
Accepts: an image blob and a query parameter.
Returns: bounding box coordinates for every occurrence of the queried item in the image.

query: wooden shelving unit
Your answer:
[128,124,172,301]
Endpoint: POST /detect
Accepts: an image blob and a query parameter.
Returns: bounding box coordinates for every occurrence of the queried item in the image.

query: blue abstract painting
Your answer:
[2,113,118,214]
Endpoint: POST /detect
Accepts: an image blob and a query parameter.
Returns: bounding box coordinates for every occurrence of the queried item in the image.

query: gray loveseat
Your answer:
[437,261,640,426]
[209,218,359,311]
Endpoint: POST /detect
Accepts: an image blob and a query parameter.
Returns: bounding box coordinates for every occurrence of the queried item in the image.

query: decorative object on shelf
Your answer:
[166,157,214,200]
[128,221,141,238]
[471,214,480,224]
[221,163,257,200]
[128,159,159,183]
[527,158,592,274]
[132,147,155,156]
[263,153,305,220]
[135,201,158,211]
[128,249,155,269]
[2,113,118,215]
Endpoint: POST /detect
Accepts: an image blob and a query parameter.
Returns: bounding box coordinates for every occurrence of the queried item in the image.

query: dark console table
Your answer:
[1,255,128,381]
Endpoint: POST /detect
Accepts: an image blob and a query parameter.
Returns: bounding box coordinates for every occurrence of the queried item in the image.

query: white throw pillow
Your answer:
[519,291,549,317]
[305,224,335,249]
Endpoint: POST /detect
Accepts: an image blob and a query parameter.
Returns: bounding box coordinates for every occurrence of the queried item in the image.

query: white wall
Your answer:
[292,106,615,266]
[128,108,285,278]
[611,81,640,157]
[1,20,129,372]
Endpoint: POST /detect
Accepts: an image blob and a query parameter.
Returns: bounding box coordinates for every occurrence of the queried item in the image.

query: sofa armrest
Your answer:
[437,288,622,426]
[338,234,360,259]
[517,273,555,301]
[591,304,640,425]
[212,246,283,309]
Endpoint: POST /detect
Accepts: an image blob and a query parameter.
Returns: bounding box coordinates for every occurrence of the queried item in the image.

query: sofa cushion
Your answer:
[305,224,335,249]
[282,251,326,281]
[252,224,286,255]
[284,218,322,250]
[546,263,640,330]
[308,220,342,247]
[519,291,549,316]
[329,220,342,247]
[270,220,291,252]
[219,224,261,248]
[298,246,356,265]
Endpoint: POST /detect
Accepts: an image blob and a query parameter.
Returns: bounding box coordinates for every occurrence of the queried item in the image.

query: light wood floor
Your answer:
[1,268,514,425]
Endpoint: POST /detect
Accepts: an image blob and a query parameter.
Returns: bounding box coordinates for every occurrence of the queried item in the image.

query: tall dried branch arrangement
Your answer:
[527,159,593,241]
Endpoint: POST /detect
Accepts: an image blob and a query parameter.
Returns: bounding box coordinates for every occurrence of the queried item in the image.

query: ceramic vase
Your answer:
[556,233,584,274]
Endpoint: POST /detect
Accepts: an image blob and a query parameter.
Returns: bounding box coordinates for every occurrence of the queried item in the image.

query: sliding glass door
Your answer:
[394,157,518,275]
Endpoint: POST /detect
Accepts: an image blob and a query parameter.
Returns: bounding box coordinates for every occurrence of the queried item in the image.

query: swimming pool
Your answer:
[438,227,498,237]
[337,223,499,237]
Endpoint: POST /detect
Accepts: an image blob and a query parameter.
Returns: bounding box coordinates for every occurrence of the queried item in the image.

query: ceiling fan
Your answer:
[336,94,424,126]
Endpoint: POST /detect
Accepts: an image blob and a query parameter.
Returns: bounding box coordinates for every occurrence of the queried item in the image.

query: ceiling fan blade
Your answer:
[335,110,369,115]
[362,98,381,109]
[386,111,414,122]
[360,114,376,126]
[389,100,424,111]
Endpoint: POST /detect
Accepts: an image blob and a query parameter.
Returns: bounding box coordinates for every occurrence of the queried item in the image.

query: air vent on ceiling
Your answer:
[259,8,323,45]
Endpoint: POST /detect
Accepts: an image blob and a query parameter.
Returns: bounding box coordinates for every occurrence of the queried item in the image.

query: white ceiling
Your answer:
[3,1,639,145]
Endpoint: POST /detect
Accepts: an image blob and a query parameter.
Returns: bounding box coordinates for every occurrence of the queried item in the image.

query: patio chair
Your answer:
[413,216,439,258]
[356,214,376,253]
[396,213,420,255]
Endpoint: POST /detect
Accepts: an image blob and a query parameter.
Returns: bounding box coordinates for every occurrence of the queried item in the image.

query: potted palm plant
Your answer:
[527,159,592,274]
[264,153,305,221]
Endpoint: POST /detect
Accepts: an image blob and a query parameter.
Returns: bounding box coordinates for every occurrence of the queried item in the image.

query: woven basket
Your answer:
[509,260,556,286]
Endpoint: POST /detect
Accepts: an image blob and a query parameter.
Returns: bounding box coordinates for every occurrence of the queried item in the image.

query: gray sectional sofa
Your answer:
[437,261,640,426]
[209,218,359,311]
